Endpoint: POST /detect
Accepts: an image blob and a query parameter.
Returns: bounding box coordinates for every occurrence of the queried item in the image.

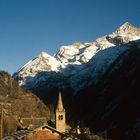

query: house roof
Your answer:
[3,129,30,140]
[3,124,65,140]
[33,124,65,136]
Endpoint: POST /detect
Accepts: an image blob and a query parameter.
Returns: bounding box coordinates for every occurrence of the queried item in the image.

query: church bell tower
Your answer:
[56,92,66,133]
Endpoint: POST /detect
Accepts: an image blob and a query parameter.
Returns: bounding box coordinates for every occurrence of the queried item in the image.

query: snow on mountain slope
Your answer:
[13,22,140,93]
[69,45,128,93]
[15,52,61,86]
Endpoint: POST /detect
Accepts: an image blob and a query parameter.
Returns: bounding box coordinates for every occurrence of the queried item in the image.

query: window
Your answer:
[58,115,63,120]
[58,115,61,120]
[61,115,63,120]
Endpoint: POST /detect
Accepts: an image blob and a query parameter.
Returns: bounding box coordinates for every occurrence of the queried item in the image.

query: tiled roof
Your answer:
[3,129,30,140]
[3,124,64,140]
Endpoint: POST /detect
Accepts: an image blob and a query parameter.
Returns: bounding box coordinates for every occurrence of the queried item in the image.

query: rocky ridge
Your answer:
[13,22,140,95]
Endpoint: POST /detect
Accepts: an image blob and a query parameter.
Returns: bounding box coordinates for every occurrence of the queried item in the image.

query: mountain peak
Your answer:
[116,22,140,34]
[38,52,51,59]
[106,22,140,45]
[120,22,134,29]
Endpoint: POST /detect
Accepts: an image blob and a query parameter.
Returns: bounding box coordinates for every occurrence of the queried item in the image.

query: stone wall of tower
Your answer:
[56,110,66,133]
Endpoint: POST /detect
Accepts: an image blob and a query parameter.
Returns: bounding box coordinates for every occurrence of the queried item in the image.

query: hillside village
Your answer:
[1,84,108,140]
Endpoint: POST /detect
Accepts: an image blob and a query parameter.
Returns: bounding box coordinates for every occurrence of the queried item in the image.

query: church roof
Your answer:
[57,92,64,112]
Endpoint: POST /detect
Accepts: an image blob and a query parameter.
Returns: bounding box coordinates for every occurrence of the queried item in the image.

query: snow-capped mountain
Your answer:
[13,22,140,94]
[73,41,140,140]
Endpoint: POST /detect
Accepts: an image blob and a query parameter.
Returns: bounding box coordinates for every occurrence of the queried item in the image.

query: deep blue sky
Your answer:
[0,0,140,74]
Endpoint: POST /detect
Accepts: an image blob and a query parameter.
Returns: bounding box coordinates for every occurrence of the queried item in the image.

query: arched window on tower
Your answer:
[58,115,63,120]
[60,115,63,120]
[58,115,61,120]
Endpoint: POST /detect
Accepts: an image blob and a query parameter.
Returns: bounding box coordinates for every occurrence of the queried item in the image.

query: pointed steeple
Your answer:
[57,92,64,112]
